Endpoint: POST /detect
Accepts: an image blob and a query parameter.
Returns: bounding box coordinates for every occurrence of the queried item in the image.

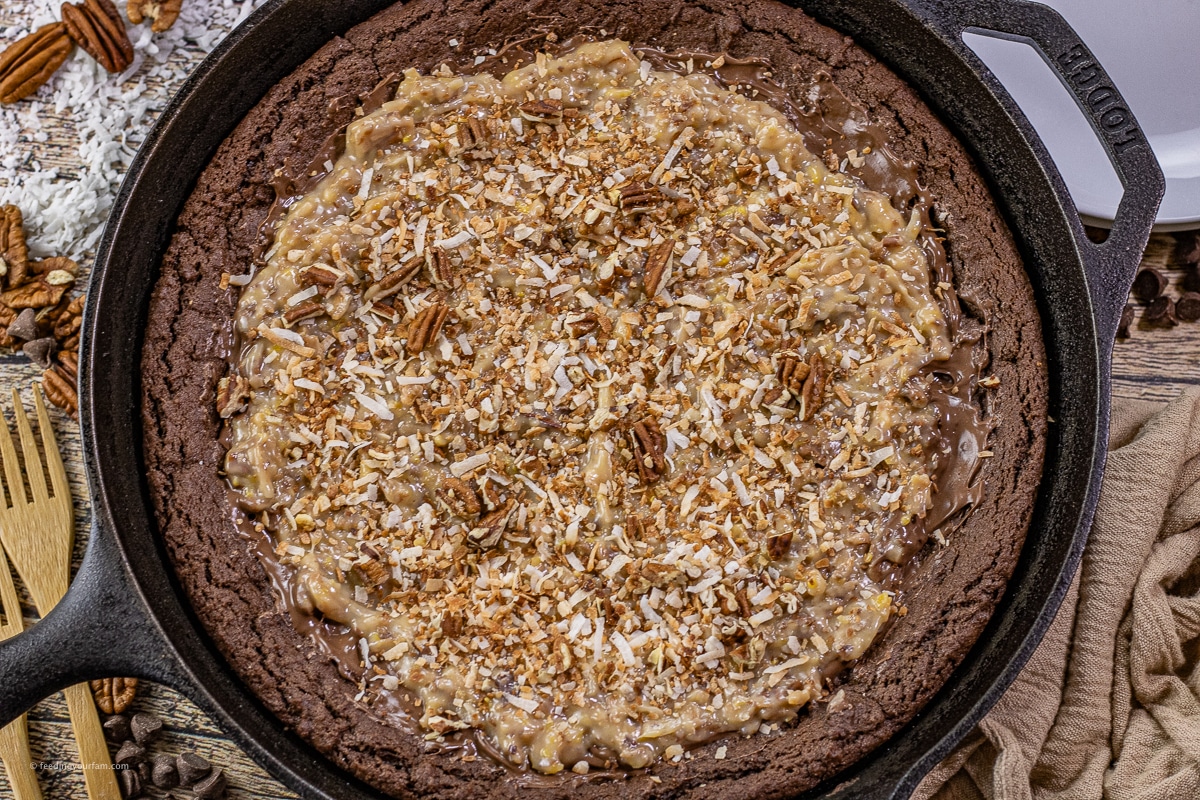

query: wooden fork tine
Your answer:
[0,549,18,637]
[0,403,24,508]
[32,386,67,502]
[11,391,46,502]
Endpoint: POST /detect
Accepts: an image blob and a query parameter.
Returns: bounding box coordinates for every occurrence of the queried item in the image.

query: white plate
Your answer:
[964,0,1200,231]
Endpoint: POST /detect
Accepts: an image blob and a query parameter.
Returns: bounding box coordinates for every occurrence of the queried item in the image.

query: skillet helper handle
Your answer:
[0,524,173,730]
[924,0,1164,343]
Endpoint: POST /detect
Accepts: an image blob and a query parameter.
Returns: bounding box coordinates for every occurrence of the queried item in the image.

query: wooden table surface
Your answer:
[0,7,1196,796]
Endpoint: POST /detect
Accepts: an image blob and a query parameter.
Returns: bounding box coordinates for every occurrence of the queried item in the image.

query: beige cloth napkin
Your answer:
[914,389,1200,800]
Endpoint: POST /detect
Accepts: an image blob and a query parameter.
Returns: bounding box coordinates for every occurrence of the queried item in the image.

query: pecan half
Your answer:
[0,23,73,105]
[55,293,84,338]
[57,349,78,380]
[438,476,481,520]
[126,0,181,32]
[364,261,420,302]
[32,255,78,279]
[518,99,563,119]
[283,300,324,324]
[766,530,793,560]
[0,205,29,288]
[776,352,810,396]
[1,276,67,309]
[62,0,134,74]
[619,182,665,212]
[44,365,79,417]
[405,301,449,355]
[215,374,249,419]
[630,418,667,482]
[467,498,516,550]
[641,241,674,299]
[90,677,138,715]
[800,353,826,421]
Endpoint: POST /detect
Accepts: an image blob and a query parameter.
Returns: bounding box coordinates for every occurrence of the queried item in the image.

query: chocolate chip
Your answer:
[192,768,228,799]
[150,754,179,789]
[137,761,152,784]
[1116,304,1135,339]
[1179,233,1200,266]
[118,766,142,798]
[6,307,36,341]
[1132,267,1168,303]
[114,740,146,766]
[176,752,212,786]
[1177,292,1200,323]
[103,714,131,743]
[22,336,55,368]
[130,712,163,744]
[1144,295,1177,326]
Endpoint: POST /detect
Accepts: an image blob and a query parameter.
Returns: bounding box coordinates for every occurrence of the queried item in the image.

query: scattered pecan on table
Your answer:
[126,0,182,32]
[0,23,73,104]
[61,0,134,74]
[90,676,138,715]
[0,206,84,416]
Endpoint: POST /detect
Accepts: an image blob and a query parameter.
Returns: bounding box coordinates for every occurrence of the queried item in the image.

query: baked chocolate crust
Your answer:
[140,1,1048,797]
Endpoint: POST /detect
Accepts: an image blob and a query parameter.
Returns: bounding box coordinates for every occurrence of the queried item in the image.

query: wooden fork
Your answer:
[0,387,119,800]
[0,546,42,800]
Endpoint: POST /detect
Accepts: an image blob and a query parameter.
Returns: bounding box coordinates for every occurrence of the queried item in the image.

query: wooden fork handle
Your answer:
[62,683,120,800]
[0,713,42,800]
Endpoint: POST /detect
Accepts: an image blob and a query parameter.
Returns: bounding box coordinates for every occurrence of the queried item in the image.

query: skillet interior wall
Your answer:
[139,0,1048,797]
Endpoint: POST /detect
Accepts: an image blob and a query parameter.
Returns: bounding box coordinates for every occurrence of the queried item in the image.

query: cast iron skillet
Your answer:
[0,0,1164,797]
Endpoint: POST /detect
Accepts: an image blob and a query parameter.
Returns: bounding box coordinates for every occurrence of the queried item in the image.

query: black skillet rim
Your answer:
[64,0,1163,798]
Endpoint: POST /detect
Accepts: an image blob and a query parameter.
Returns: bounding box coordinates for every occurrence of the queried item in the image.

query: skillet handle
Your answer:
[920,0,1164,344]
[0,523,180,727]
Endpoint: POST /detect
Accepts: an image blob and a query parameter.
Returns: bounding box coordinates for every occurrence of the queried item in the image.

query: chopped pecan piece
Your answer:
[300,265,340,287]
[283,300,325,324]
[126,0,181,32]
[438,477,481,519]
[630,418,667,482]
[405,301,449,355]
[0,23,73,105]
[618,182,665,212]
[456,116,489,153]
[430,249,453,285]
[518,99,563,119]
[353,558,389,588]
[766,530,793,560]
[364,261,421,302]
[566,312,611,338]
[0,205,28,288]
[62,0,134,74]
[641,240,674,299]
[626,513,648,541]
[800,353,827,421]
[776,352,810,396]
[735,587,752,618]
[215,374,250,418]
[466,498,516,550]
[441,611,464,638]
